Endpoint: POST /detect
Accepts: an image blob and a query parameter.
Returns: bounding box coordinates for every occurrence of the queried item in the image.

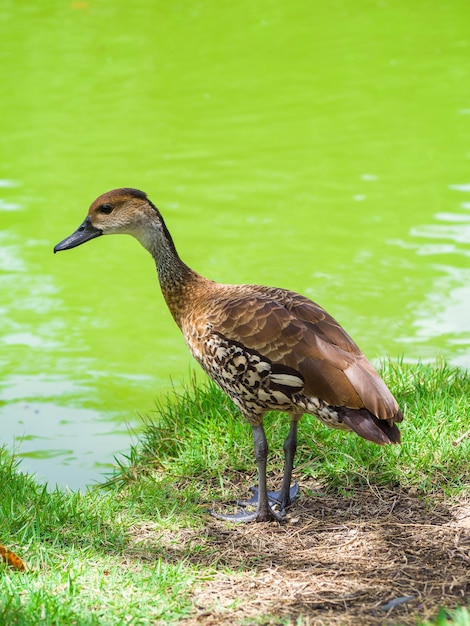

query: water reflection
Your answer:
[1,0,469,490]
[399,185,470,367]
[2,397,136,491]
[0,230,142,489]
[402,267,470,368]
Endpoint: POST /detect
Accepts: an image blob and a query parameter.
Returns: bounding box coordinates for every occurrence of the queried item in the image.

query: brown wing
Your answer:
[205,285,402,424]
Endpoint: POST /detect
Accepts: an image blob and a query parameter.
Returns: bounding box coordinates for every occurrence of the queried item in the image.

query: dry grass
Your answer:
[126,480,470,625]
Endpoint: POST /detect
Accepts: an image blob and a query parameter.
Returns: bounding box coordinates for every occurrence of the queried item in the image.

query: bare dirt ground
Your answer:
[128,480,470,625]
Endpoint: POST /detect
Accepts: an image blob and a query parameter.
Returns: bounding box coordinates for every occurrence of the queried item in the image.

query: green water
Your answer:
[1,1,469,489]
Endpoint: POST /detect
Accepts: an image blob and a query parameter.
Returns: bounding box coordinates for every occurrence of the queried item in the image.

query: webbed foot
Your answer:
[237,482,299,511]
[209,505,284,523]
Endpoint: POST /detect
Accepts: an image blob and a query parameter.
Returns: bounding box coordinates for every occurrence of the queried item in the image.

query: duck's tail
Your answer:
[339,407,402,445]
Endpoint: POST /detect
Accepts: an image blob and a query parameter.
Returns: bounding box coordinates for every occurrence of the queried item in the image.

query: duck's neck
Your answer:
[138,212,201,328]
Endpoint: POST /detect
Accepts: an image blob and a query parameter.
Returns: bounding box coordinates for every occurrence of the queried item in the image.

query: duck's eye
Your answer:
[99,204,113,215]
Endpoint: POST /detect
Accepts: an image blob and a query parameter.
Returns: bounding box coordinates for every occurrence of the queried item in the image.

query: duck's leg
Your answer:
[238,415,300,514]
[276,416,300,513]
[210,423,282,522]
[250,423,283,521]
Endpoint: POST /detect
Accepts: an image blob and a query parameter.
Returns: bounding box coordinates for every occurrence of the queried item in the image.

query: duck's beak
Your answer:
[54,216,102,253]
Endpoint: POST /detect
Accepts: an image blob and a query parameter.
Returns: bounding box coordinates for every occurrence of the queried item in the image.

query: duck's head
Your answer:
[54,188,160,253]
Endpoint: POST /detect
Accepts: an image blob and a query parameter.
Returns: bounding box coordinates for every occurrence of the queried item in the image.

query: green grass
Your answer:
[423,607,470,626]
[1,360,469,625]
[0,453,197,625]
[115,358,470,500]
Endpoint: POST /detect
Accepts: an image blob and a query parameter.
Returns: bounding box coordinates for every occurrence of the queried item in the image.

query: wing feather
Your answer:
[198,284,401,423]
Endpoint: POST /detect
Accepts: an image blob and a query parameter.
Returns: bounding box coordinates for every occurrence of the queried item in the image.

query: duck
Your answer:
[54,187,403,523]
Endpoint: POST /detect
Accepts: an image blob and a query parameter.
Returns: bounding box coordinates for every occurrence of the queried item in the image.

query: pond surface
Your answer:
[1,0,469,489]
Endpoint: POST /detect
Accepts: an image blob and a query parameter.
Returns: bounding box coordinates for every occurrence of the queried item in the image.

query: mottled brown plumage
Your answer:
[54,188,403,523]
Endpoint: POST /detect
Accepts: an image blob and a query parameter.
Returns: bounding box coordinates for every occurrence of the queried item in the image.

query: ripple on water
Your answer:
[1,394,138,491]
